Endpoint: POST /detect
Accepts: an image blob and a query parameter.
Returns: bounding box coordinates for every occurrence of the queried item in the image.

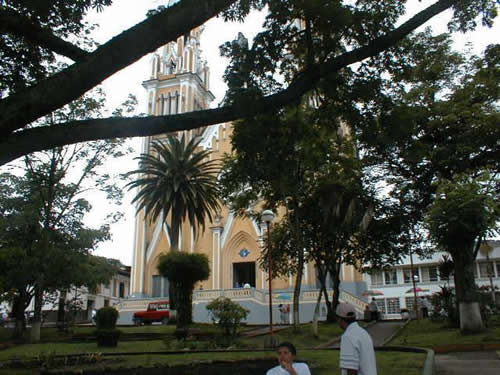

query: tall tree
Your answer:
[426,174,499,332]
[126,135,220,251]
[0,0,497,164]
[0,88,132,341]
[126,134,220,307]
[219,104,322,330]
[360,32,500,332]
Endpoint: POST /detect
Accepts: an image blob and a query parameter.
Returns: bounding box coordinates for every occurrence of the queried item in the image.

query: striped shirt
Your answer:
[340,322,377,375]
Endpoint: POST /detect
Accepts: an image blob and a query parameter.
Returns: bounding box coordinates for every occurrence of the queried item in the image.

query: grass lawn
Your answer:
[0,323,342,359]
[0,322,426,374]
[0,323,227,344]
[389,318,500,348]
[242,322,343,349]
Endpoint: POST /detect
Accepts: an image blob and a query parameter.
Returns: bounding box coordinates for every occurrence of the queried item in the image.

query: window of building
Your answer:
[403,268,419,284]
[479,262,495,278]
[386,298,400,314]
[152,275,169,297]
[421,266,439,282]
[119,282,125,298]
[370,271,383,287]
[496,262,500,278]
[473,263,478,278]
[384,270,397,285]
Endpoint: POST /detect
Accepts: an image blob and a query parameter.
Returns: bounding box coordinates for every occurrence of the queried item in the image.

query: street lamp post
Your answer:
[262,209,275,337]
[410,251,419,320]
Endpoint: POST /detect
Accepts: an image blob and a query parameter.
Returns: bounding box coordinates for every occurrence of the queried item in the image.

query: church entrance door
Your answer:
[233,262,255,288]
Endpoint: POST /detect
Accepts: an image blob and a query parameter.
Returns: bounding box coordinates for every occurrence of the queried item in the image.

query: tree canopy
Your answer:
[0,0,498,164]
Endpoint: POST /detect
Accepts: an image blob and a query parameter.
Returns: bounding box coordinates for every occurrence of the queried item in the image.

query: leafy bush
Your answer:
[95,307,119,330]
[206,297,249,338]
[95,307,120,347]
[430,286,459,327]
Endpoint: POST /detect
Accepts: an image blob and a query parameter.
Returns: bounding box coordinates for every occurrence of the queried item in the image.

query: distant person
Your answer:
[279,304,286,324]
[420,297,431,318]
[337,302,377,375]
[363,305,371,322]
[368,298,379,321]
[266,341,311,375]
[279,304,290,324]
[91,309,97,325]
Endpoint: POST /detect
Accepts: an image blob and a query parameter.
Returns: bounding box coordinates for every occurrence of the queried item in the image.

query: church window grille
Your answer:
[152,275,169,297]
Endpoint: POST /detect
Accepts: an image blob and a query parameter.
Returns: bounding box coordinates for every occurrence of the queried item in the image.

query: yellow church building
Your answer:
[124,27,367,324]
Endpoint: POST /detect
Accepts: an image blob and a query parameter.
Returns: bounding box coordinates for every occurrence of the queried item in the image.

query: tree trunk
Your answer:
[326,258,342,323]
[292,252,304,331]
[168,214,181,310]
[30,283,43,343]
[452,248,484,333]
[12,293,27,339]
[176,283,193,329]
[57,289,67,330]
[311,287,323,338]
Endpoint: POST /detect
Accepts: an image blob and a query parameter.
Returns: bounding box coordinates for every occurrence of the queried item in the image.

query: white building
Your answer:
[26,264,131,323]
[363,240,500,318]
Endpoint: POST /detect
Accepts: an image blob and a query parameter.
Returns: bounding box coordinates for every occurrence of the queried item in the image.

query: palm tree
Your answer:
[126,134,220,251]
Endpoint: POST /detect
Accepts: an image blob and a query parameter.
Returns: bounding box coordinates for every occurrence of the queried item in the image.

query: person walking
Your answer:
[266,341,311,375]
[368,298,379,321]
[337,302,377,375]
[279,304,286,324]
[420,297,431,318]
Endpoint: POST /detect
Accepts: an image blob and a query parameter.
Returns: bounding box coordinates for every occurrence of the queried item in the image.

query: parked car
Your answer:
[133,301,170,325]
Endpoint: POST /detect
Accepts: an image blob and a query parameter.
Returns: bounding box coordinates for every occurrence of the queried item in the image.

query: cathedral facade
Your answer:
[129,27,364,301]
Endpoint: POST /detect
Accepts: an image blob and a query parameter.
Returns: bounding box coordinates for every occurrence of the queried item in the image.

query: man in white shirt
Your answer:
[266,341,311,375]
[337,303,377,375]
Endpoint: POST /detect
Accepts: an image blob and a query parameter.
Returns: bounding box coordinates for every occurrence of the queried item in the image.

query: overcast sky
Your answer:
[86,0,499,266]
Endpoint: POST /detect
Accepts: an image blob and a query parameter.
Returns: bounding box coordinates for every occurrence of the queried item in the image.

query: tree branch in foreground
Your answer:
[0,0,453,164]
[0,0,239,137]
[0,0,456,165]
[0,7,88,62]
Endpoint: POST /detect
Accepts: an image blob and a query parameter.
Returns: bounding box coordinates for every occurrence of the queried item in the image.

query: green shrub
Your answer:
[206,297,249,339]
[431,286,459,327]
[95,307,120,347]
[95,307,119,330]
[157,252,210,328]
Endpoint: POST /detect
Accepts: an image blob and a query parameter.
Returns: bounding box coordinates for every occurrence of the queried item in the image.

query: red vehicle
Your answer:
[133,301,170,325]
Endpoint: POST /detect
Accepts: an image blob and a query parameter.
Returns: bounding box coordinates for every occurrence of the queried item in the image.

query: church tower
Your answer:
[130,27,215,296]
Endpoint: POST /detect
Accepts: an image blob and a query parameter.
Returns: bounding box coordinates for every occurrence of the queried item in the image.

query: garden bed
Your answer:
[40,358,277,375]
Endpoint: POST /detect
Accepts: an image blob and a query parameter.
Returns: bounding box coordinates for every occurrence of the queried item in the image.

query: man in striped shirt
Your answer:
[336,303,377,375]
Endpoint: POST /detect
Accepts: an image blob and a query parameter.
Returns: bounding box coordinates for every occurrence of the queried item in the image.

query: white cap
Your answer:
[336,303,356,319]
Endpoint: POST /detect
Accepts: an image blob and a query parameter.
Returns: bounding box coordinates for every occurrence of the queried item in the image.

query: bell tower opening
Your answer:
[233,262,256,288]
